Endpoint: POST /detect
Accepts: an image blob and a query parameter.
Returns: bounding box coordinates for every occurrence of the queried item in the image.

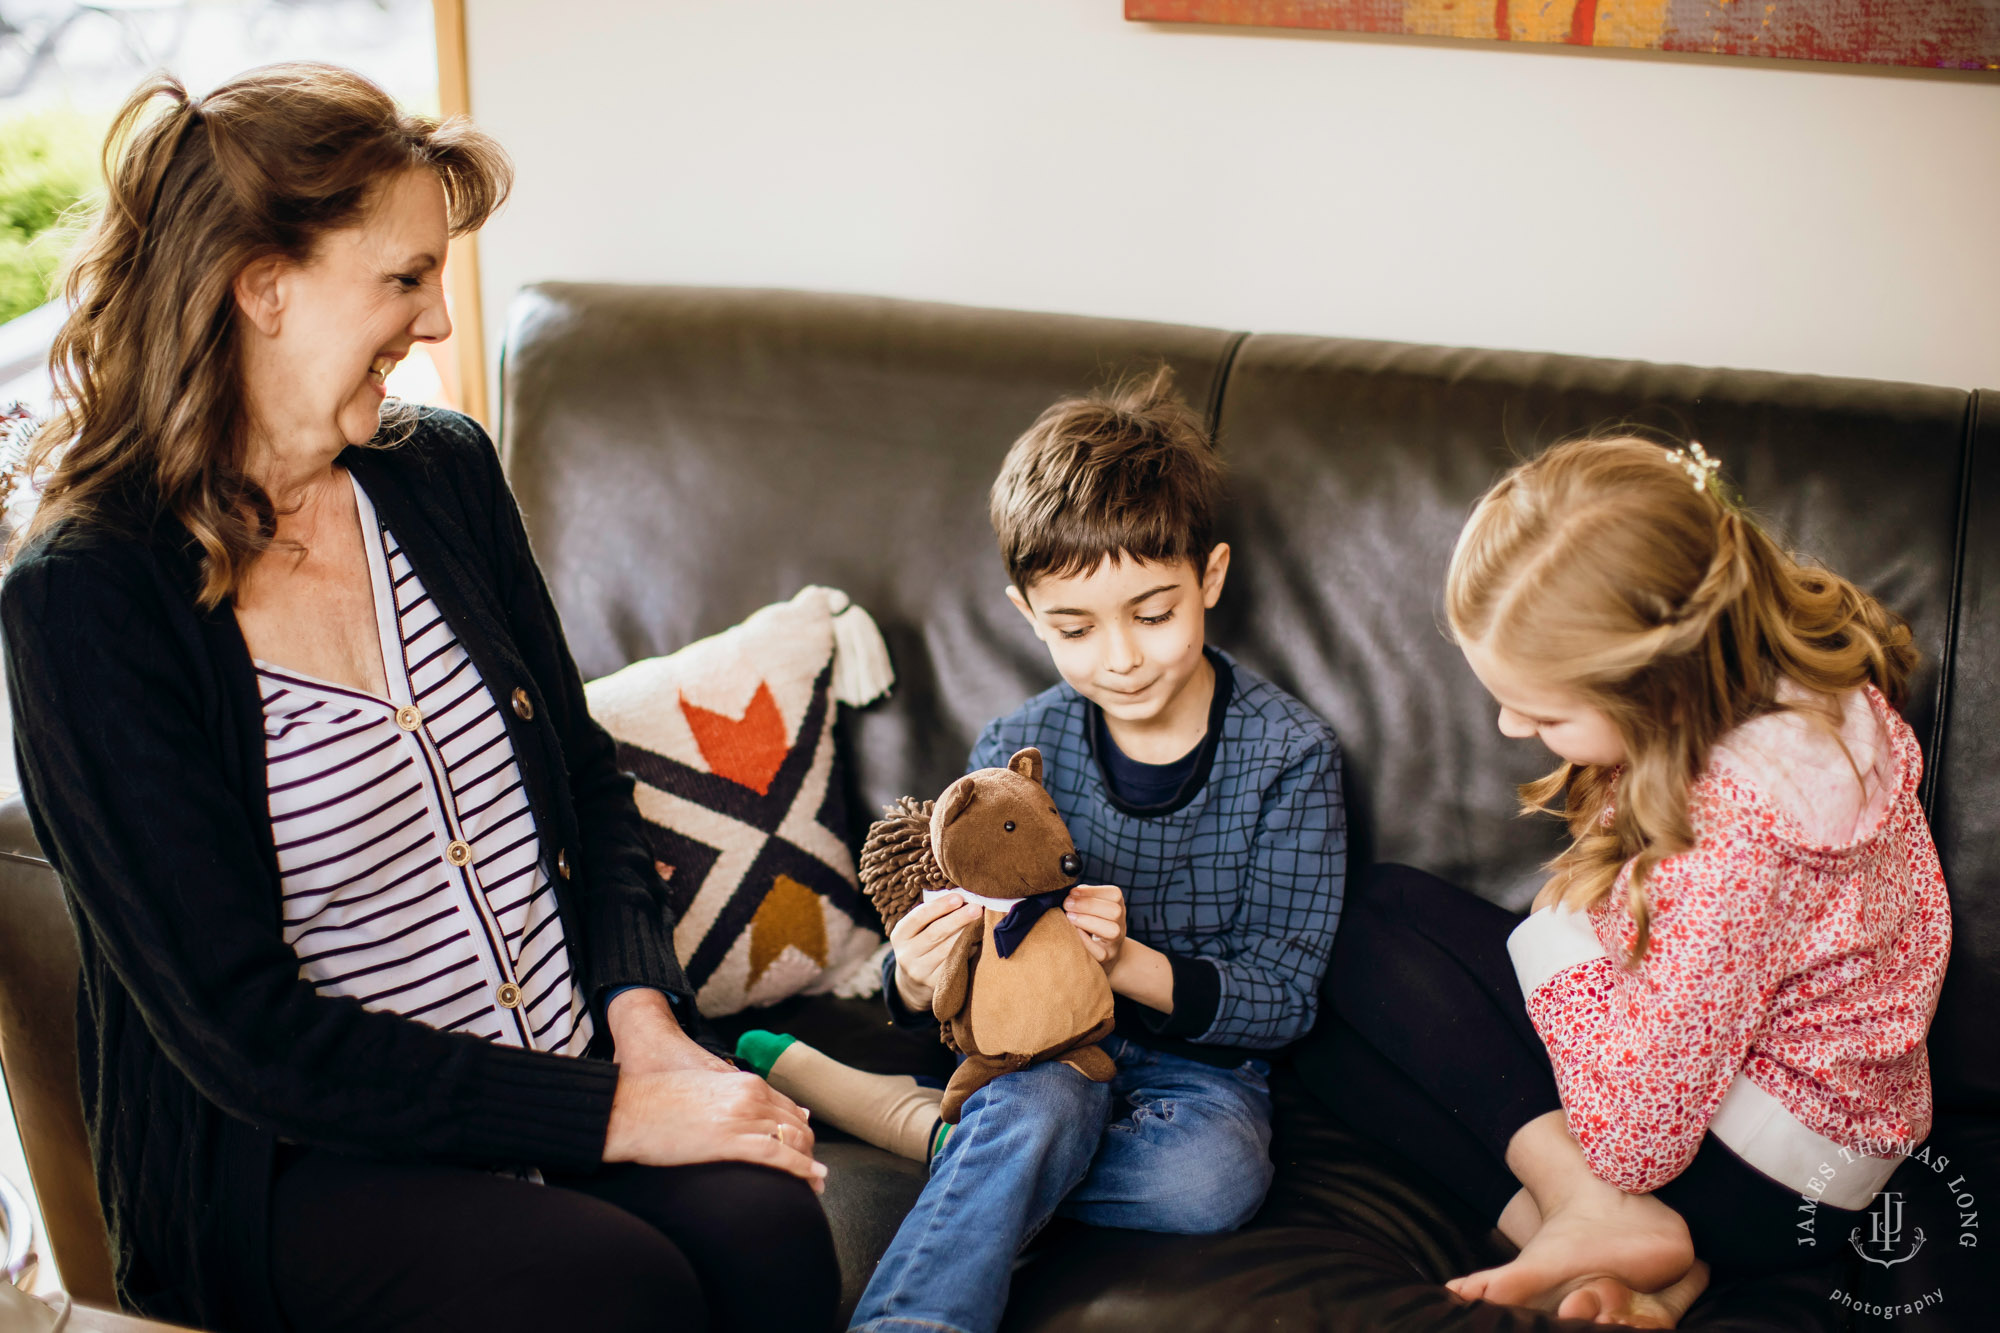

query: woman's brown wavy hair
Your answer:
[16,62,511,609]
[1445,436,1916,960]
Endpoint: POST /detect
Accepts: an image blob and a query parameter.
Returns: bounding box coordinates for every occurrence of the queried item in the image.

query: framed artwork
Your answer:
[1125,2,2000,71]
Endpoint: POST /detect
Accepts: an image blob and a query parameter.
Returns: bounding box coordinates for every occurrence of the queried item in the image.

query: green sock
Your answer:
[929,1119,953,1161]
[734,1029,798,1078]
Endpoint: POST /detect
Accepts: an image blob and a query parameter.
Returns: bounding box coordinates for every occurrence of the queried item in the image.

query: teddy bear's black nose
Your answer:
[1060,853,1080,878]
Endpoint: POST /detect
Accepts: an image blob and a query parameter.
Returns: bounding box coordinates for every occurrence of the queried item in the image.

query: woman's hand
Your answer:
[1064,884,1127,968]
[604,1067,827,1192]
[890,891,984,1012]
[606,987,734,1076]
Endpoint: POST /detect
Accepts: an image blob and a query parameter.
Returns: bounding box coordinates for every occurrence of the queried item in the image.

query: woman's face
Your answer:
[239,169,452,453]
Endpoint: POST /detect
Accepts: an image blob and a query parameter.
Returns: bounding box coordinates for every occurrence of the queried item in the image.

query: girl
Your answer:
[1311,437,1950,1326]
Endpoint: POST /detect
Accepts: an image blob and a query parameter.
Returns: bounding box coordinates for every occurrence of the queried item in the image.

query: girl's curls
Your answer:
[1446,436,1915,959]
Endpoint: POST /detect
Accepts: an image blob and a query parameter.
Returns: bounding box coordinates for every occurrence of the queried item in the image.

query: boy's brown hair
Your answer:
[989,366,1224,593]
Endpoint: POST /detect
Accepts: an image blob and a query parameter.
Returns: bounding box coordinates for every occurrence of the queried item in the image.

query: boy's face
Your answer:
[1008,546,1230,728]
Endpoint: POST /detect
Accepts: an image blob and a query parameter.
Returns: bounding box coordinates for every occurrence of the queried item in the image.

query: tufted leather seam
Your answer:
[1923,391,1979,819]
[1203,330,1250,447]
[494,334,516,471]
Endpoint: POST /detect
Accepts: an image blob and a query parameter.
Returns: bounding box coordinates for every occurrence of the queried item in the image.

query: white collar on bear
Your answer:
[921,886,1022,915]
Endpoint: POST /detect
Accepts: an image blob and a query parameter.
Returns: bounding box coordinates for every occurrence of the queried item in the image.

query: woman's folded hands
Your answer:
[601,987,827,1191]
[604,1067,825,1191]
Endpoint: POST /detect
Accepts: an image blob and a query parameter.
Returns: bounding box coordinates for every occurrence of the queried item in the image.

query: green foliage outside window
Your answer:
[0,108,102,326]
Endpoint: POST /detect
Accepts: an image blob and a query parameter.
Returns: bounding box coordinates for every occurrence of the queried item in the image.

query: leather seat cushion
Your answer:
[721,994,2000,1330]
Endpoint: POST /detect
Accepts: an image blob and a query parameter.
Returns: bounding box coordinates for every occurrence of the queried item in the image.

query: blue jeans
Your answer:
[848,1036,1274,1333]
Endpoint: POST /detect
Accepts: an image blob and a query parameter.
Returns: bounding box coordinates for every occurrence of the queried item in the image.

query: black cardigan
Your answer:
[2,410,701,1331]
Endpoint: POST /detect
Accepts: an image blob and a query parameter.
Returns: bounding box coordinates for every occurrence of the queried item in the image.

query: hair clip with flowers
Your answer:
[1665,440,1722,494]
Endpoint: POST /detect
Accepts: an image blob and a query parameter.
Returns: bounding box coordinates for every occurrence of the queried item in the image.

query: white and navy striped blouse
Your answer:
[258,472,593,1056]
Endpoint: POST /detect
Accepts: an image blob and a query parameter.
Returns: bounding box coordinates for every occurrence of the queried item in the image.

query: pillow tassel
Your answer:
[812,586,896,708]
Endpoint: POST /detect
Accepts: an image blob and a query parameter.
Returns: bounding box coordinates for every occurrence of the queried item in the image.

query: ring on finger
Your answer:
[771,1124,787,1147]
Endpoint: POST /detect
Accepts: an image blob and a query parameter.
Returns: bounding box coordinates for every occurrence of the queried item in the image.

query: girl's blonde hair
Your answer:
[1445,436,1916,959]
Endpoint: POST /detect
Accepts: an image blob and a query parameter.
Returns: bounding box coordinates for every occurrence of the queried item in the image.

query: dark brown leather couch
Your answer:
[2,282,1993,1330]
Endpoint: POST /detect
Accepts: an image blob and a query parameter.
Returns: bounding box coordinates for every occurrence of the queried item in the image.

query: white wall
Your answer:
[464,2,2000,394]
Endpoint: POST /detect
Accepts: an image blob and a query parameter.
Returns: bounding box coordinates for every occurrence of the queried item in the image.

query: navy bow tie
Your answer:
[992,887,1075,959]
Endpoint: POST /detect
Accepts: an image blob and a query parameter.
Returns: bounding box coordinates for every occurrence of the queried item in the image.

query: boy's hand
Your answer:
[1065,884,1127,968]
[891,891,985,1012]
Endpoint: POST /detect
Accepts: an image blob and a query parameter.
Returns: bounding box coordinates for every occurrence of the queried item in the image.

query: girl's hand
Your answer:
[890,891,985,1011]
[1065,884,1127,968]
[604,1067,827,1192]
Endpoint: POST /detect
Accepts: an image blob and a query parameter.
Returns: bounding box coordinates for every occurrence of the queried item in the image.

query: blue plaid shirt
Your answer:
[964,648,1346,1052]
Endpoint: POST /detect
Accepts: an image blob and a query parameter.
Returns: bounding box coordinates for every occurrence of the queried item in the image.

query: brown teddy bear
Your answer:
[860,747,1116,1122]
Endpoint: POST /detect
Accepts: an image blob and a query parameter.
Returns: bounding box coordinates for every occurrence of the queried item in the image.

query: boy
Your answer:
[754,369,1347,1333]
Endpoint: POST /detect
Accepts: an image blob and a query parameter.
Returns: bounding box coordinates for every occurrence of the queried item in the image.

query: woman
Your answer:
[4,64,839,1333]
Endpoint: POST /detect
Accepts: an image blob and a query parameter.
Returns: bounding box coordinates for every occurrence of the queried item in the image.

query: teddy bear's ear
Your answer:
[935,775,977,829]
[1008,747,1044,787]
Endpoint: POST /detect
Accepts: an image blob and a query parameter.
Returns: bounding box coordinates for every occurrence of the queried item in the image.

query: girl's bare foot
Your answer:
[1446,1185,1693,1309]
[1554,1262,1711,1328]
[1449,1111,1696,1312]
[1498,1187,1543,1248]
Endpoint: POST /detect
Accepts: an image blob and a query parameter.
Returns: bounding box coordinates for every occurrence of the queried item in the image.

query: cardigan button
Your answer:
[495,982,522,1009]
[556,849,571,880]
[395,705,422,731]
[511,688,534,721]
[445,840,473,867]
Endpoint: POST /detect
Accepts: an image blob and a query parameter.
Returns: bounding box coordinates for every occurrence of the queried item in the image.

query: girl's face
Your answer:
[1462,637,1628,768]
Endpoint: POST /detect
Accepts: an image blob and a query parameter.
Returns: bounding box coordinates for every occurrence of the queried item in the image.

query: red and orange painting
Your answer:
[1125,1,2000,70]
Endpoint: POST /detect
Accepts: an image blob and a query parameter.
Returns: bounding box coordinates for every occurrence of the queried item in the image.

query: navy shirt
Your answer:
[1095,733,1198,808]
[1091,653,1231,816]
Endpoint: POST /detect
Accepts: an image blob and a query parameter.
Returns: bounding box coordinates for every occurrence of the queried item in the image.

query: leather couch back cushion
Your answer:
[501,283,1991,1105]
[502,284,1240,816]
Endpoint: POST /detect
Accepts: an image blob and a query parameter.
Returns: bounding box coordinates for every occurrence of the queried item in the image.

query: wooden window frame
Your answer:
[432,0,488,425]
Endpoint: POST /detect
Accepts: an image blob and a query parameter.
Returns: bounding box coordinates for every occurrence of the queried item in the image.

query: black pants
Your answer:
[270,1146,840,1333]
[1306,863,1855,1279]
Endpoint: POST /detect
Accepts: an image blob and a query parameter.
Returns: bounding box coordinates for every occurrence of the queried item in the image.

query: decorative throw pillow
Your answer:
[585,587,894,1016]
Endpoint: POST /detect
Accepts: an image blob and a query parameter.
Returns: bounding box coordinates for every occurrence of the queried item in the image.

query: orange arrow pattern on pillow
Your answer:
[679,681,791,795]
